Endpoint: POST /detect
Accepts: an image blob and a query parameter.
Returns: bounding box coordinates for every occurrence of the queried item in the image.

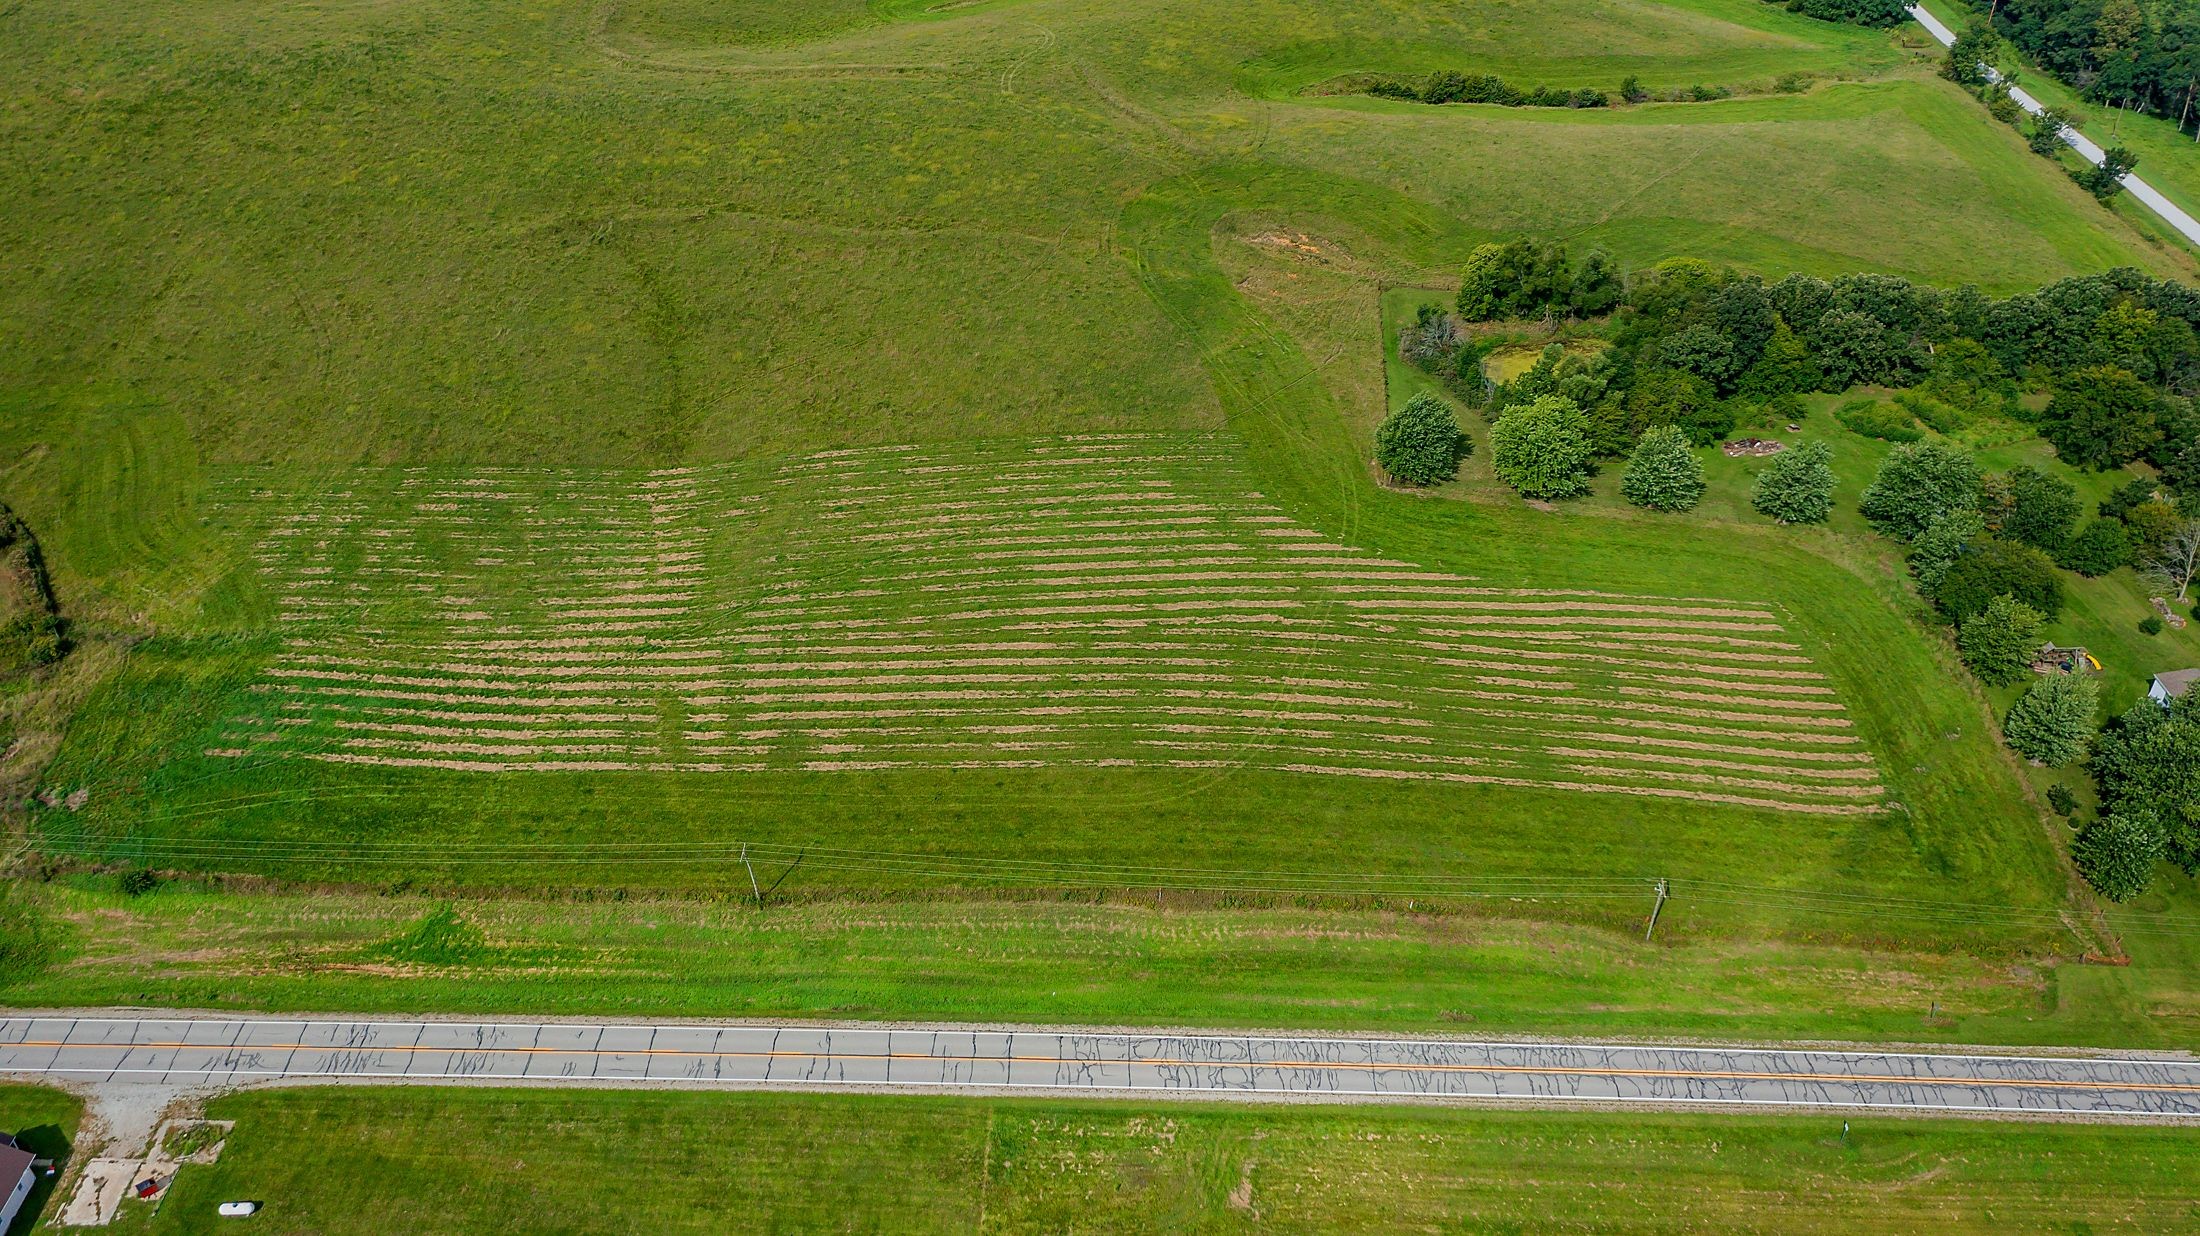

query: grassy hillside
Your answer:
[119,1087,2200,1234]
[4,0,2197,1031]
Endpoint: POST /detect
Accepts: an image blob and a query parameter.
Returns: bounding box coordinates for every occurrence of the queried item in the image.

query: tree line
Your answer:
[1390,241,2200,493]
[1993,0,2200,137]
[1363,72,1756,109]
[1770,0,1913,27]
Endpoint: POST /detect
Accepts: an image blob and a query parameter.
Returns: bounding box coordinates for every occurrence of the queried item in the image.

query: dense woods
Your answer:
[1995,0,2200,135]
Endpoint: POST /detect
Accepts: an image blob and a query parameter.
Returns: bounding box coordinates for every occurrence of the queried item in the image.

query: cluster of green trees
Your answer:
[1413,248,2200,477]
[1454,240,1624,322]
[1771,0,1911,27]
[2083,690,2200,896]
[1994,0,2200,139]
[1849,436,2200,901]
[1385,242,2200,901]
[1368,72,1609,108]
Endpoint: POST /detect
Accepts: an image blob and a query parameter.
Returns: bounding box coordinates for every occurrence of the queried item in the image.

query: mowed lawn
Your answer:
[0,1084,77,1236]
[0,0,2188,1014]
[122,1088,2200,1234]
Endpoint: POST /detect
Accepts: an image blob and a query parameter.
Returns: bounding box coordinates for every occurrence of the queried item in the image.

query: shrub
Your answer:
[1894,391,1968,435]
[1375,393,1470,486]
[1860,442,1980,540]
[1489,395,1594,500]
[2004,673,2099,765]
[1620,426,1706,511]
[117,868,161,897]
[2141,614,2165,635]
[2072,813,2165,902]
[1836,400,1922,443]
[1751,440,1836,524]
[1934,538,2064,622]
[2056,520,2129,576]
[2047,783,2079,817]
[0,613,65,673]
[1957,594,2044,686]
[1619,74,1648,103]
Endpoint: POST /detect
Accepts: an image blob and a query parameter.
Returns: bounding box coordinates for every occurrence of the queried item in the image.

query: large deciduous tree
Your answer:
[1750,440,1836,524]
[1620,426,1706,511]
[2044,366,2160,469]
[1374,393,1470,486]
[1998,465,2081,553]
[1489,395,1594,500]
[1908,509,1986,594]
[1934,538,2065,622]
[2073,813,2166,902]
[1957,593,2045,685]
[2092,700,2200,874]
[2139,515,2200,601]
[1859,442,1980,540]
[2003,672,2099,765]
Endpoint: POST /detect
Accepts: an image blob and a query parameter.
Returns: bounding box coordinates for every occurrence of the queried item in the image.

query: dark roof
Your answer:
[2154,669,2200,697]
[0,1141,32,1184]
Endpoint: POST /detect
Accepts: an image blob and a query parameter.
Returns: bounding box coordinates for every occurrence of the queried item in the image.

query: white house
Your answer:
[0,1136,35,1233]
[2148,669,2200,707]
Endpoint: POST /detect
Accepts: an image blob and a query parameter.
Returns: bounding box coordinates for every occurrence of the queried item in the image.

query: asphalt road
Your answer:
[1909,3,2200,250]
[3,1014,2198,1118]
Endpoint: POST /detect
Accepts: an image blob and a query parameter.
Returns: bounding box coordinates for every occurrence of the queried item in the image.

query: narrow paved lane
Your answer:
[1909,3,2200,250]
[3,1014,2197,1118]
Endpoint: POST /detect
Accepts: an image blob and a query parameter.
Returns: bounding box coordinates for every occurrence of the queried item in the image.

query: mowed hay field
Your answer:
[200,436,1874,813]
[0,0,2181,952]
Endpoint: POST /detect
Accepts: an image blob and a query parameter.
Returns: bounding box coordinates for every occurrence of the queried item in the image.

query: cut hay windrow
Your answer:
[208,436,1883,815]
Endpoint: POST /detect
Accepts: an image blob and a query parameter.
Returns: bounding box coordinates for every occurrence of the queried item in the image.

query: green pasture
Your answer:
[12,874,2200,1046]
[3,0,2198,1033]
[119,1087,2200,1233]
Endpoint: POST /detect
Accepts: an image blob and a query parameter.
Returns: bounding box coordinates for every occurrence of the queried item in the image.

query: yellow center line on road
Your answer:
[7,1041,2200,1095]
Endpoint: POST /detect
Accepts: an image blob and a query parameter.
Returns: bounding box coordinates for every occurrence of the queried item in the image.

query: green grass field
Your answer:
[0,1084,77,1236]
[98,1087,2200,1233]
[4,0,2199,1043]
[12,872,2200,1045]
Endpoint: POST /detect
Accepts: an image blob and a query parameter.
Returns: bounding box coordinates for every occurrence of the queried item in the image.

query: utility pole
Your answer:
[1643,878,1670,942]
[741,844,762,908]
